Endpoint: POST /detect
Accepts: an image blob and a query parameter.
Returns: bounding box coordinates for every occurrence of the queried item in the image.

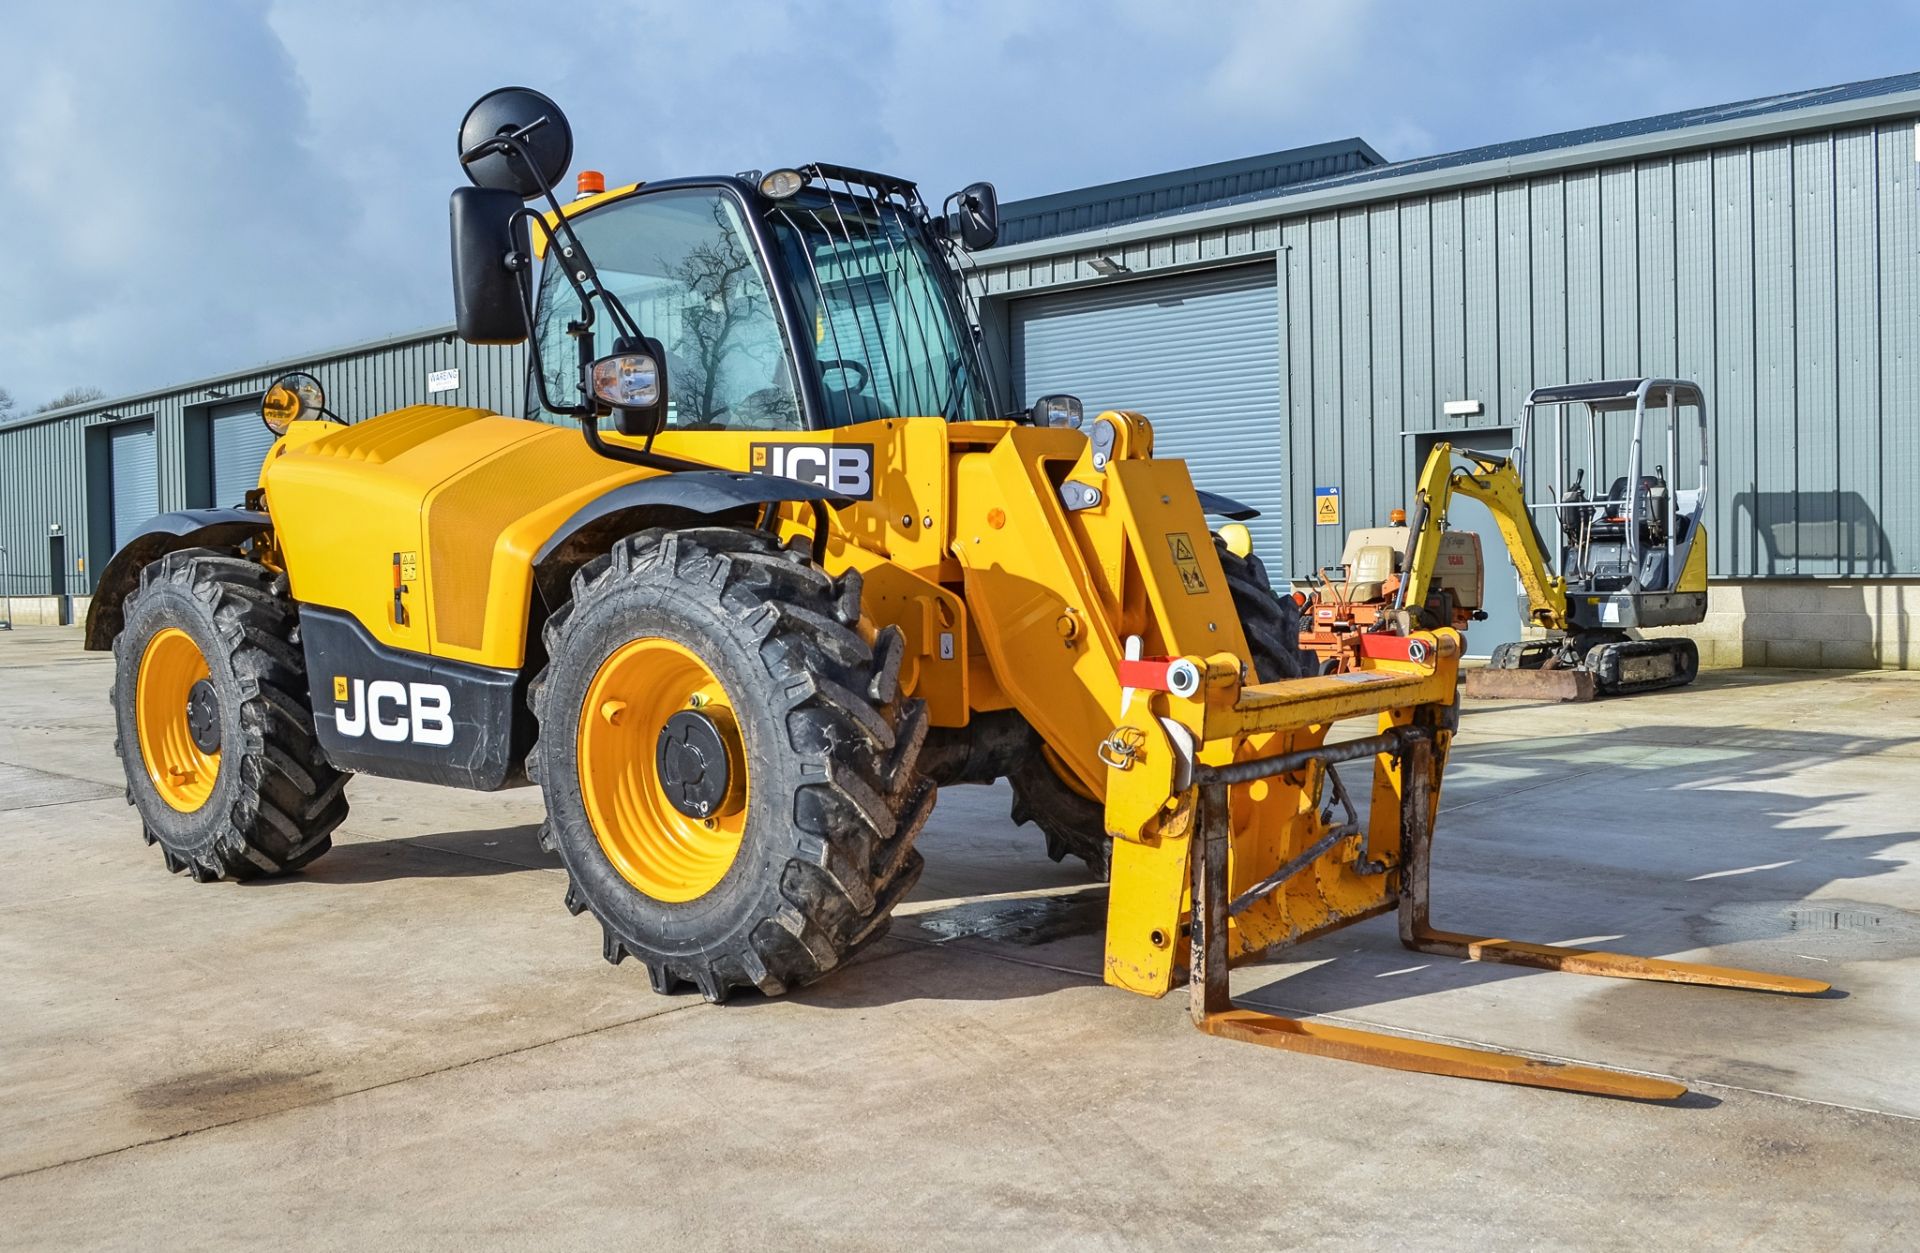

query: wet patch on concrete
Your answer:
[129,1065,331,1130]
[1692,898,1920,960]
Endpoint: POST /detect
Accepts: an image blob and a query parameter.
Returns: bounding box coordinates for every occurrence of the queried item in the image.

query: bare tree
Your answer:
[664,201,792,428]
[0,386,14,420]
[34,385,107,415]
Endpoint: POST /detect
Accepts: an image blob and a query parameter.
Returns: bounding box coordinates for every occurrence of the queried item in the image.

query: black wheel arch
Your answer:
[84,509,273,651]
[528,470,848,613]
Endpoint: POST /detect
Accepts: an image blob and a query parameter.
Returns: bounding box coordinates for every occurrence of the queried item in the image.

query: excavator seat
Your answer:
[1589,475,1669,545]
[1346,544,1398,601]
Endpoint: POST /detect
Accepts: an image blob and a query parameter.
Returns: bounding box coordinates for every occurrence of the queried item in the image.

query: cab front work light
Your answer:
[590,351,662,411]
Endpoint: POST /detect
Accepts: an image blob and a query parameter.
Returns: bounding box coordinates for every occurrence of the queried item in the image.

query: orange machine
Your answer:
[1297,511,1485,673]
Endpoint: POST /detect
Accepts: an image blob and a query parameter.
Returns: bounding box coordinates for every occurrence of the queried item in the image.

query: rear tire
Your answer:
[111,549,346,881]
[1008,535,1307,879]
[1215,541,1310,682]
[530,528,932,1003]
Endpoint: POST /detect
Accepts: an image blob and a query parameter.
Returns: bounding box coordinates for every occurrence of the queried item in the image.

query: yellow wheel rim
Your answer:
[135,627,221,813]
[577,637,748,903]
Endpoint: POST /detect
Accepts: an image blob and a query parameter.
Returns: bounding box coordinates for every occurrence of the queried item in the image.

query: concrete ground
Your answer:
[2,625,1917,1250]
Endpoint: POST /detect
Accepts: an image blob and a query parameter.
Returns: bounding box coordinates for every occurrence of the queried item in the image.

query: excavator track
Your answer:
[1464,636,1699,701]
[1585,637,1701,695]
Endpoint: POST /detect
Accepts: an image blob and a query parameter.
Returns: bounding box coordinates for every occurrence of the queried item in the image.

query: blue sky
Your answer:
[1,0,1915,410]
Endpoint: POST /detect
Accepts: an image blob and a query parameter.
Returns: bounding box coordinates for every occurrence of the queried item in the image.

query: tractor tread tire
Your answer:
[1008,535,1307,879]
[111,548,346,881]
[531,527,929,1004]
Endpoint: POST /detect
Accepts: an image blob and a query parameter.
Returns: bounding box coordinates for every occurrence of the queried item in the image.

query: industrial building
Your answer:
[5,71,1916,667]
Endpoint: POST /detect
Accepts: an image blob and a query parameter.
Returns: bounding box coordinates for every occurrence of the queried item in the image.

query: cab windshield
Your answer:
[531,188,808,430]
[766,193,993,425]
[528,183,992,430]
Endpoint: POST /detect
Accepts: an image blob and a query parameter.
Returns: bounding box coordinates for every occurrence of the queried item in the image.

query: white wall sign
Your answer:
[427,368,460,394]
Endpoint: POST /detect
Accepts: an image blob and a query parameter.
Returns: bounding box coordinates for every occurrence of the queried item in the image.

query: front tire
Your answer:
[531,528,932,1003]
[111,549,347,881]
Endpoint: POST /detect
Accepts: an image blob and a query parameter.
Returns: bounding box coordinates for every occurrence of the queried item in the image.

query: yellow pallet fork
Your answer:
[1099,631,1825,1100]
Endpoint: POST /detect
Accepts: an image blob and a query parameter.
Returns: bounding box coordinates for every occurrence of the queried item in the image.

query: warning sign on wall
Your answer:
[1314,486,1341,526]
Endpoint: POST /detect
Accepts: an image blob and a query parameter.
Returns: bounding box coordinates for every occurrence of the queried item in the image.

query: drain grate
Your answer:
[1787,906,1886,933]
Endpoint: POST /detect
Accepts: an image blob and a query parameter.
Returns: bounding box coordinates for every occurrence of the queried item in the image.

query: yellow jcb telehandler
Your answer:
[88,88,1821,1100]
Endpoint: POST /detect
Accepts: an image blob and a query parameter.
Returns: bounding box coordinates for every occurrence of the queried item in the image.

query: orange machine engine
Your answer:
[1297,517,1485,673]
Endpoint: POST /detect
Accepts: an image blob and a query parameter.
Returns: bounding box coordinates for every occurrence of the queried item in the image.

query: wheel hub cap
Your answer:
[186,678,222,754]
[657,710,730,819]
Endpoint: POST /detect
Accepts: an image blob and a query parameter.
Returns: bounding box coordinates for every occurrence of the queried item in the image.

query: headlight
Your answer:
[1029,393,1082,429]
[260,372,327,435]
[590,351,662,410]
[759,168,807,199]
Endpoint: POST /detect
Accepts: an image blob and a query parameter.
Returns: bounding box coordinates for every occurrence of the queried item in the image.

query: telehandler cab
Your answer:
[89,88,1824,1100]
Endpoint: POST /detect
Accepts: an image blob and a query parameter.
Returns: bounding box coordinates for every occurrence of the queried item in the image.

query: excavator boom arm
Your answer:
[1401,444,1568,631]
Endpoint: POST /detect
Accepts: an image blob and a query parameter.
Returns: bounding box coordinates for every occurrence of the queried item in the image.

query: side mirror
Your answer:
[946,181,1000,250]
[450,187,532,345]
[261,372,332,434]
[589,340,671,438]
[457,86,574,200]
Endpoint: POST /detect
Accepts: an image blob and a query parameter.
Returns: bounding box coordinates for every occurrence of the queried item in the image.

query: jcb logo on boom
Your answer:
[750,442,874,500]
[332,676,454,746]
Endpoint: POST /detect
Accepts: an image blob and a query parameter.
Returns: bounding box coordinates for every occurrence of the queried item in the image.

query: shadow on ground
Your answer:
[244,824,559,885]
[1229,722,1919,1028]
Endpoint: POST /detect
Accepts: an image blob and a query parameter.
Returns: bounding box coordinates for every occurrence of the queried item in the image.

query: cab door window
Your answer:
[531,188,803,430]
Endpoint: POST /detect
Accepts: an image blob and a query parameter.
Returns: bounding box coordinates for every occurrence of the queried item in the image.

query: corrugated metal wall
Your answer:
[1277,120,1918,578]
[1011,265,1288,563]
[0,329,525,593]
[982,117,1920,583]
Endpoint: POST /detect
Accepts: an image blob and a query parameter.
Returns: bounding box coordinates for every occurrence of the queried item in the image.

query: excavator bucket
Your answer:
[1463,665,1596,702]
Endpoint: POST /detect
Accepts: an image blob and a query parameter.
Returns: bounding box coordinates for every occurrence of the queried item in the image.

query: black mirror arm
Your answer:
[471,129,644,343]
[508,213,586,420]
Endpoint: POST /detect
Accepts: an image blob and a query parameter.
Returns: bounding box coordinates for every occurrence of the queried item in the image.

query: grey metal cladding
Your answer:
[1011,263,1288,569]
[210,400,278,510]
[984,104,1920,580]
[0,328,528,591]
[1877,124,1919,573]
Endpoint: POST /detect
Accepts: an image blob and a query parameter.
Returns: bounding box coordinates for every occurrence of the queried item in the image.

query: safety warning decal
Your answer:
[1314,485,1341,526]
[1166,532,1209,595]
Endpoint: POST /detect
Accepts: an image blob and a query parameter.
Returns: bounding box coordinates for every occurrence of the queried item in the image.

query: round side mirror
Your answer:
[458,86,574,201]
[261,372,328,435]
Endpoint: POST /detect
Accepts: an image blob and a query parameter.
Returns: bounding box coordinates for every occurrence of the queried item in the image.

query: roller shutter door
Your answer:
[210,399,276,506]
[109,420,158,549]
[1011,264,1287,574]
